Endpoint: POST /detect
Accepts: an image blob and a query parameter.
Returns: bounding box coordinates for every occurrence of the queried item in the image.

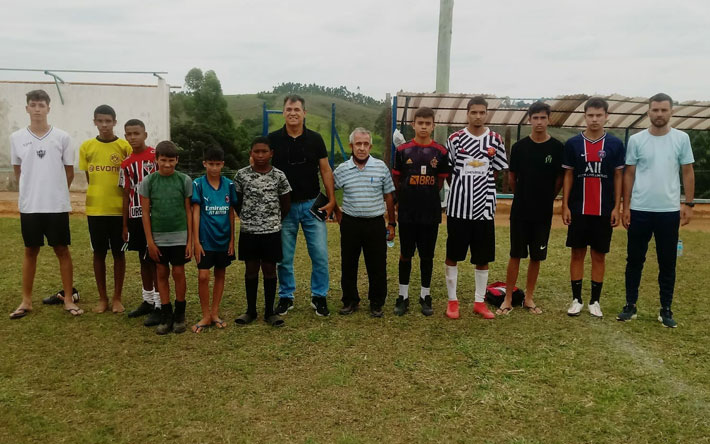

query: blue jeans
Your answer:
[278,198,329,299]
[625,210,680,308]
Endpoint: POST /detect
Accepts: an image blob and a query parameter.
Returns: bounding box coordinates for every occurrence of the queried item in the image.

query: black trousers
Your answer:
[340,214,387,309]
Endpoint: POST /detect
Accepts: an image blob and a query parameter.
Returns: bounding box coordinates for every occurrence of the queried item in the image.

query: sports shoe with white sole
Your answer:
[588,301,603,318]
[567,299,584,316]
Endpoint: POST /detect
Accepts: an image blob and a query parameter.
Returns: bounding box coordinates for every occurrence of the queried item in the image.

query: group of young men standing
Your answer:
[9,90,695,329]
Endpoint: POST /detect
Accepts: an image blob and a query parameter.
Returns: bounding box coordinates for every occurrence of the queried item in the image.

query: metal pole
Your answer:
[262,102,268,136]
[331,103,336,168]
[434,0,454,144]
[384,93,392,168]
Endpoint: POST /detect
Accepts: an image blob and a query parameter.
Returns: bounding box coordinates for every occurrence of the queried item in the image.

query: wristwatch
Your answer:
[388,222,397,227]
[684,202,695,208]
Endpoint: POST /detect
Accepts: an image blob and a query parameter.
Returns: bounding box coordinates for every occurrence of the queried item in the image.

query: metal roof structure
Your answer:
[394,92,710,131]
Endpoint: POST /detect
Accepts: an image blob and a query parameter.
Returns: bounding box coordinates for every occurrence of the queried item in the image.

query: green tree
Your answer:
[688,130,710,198]
[170,68,244,174]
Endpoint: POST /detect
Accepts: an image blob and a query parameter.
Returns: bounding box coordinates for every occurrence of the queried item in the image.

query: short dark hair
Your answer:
[466,96,488,112]
[413,107,436,121]
[155,140,178,158]
[124,119,145,129]
[283,94,306,110]
[251,136,272,150]
[649,93,673,107]
[528,101,551,117]
[94,104,116,120]
[203,146,224,161]
[26,89,50,105]
[584,97,609,113]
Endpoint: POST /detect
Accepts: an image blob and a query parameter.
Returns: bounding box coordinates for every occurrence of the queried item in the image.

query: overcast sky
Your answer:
[2,0,709,102]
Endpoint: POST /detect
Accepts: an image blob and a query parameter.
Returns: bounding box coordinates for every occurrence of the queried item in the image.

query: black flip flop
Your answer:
[9,308,31,319]
[43,288,80,305]
[191,323,210,333]
[64,307,83,316]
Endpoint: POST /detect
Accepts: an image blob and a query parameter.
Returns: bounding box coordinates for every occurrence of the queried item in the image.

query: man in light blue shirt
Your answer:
[333,128,396,317]
[617,93,695,328]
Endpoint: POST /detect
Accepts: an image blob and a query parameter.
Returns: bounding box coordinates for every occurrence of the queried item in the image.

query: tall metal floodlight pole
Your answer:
[434,0,454,144]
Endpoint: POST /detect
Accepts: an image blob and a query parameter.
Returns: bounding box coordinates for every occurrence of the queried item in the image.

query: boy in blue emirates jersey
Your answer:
[191,147,238,333]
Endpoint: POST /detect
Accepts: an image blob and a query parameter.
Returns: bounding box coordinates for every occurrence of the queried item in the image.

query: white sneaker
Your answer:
[567,299,584,316]
[588,301,603,318]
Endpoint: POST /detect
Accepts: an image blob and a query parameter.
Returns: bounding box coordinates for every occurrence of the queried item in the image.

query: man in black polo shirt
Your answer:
[268,95,336,317]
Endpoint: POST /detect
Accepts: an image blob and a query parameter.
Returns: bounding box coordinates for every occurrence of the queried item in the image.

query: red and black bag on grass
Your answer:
[485,281,525,307]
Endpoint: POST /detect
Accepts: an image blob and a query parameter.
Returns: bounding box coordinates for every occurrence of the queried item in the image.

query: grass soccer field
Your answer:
[1,216,709,444]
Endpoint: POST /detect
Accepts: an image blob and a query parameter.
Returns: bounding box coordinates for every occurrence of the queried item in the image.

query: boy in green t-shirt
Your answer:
[138,141,193,335]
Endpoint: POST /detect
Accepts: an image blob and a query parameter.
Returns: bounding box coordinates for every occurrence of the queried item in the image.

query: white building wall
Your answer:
[0,79,170,190]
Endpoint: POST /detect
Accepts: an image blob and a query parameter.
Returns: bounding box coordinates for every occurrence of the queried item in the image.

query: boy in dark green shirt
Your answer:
[139,141,193,335]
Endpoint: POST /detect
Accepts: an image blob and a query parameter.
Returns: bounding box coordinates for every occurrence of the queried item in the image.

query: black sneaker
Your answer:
[128,301,154,318]
[339,303,359,315]
[658,307,678,328]
[420,295,434,316]
[370,306,384,318]
[43,287,80,305]
[393,296,409,316]
[311,297,330,317]
[274,298,294,315]
[144,308,162,327]
[616,304,637,321]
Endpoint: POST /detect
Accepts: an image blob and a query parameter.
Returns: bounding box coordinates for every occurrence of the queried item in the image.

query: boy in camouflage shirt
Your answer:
[234,137,291,327]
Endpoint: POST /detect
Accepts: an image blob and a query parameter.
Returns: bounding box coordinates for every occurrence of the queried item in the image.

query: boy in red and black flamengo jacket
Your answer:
[118,119,160,325]
[392,107,450,316]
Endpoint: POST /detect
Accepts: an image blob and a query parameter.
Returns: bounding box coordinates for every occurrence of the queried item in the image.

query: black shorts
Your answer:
[238,231,282,262]
[510,217,552,261]
[445,217,495,265]
[148,245,191,266]
[20,212,71,248]
[399,223,439,259]
[566,214,613,254]
[126,218,147,253]
[196,250,235,270]
[88,216,125,254]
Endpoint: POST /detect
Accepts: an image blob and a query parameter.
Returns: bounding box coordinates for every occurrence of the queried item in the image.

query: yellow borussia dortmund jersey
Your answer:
[79,137,132,215]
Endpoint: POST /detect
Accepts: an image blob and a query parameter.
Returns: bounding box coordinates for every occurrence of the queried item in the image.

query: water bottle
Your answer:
[386,227,394,248]
[677,239,683,257]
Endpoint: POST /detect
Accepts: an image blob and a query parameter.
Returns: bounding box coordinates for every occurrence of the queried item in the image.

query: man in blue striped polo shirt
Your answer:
[333,128,396,317]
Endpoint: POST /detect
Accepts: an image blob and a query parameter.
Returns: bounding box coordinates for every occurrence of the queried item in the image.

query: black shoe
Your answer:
[393,296,409,316]
[658,307,677,328]
[339,303,359,315]
[128,301,154,318]
[420,295,434,316]
[370,306,384,318]
[173,311,186,334]
[616,304,637,322]
[274,298,294,315]
[156,312,173,335]
[144,308,162,327]
[311,297,330,317]
[43,287,80,305]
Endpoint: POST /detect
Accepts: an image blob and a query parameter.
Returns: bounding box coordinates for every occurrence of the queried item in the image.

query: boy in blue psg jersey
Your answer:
[392,107,450,316]
[562,97,625,318]
[191,147,238,333]
[444,96,508,320]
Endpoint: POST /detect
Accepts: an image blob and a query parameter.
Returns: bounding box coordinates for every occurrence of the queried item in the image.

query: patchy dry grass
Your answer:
[1,216,709,444]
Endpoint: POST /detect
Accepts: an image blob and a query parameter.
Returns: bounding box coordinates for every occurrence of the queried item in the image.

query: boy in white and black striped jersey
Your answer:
[444,96,508,320]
